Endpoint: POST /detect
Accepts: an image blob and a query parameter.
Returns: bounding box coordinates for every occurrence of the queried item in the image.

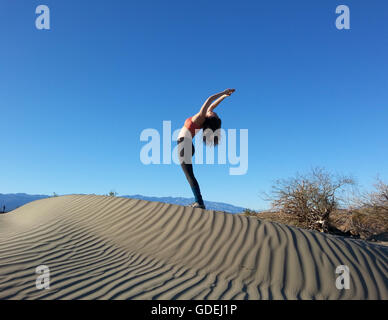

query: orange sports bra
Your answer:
[184,117,201,138]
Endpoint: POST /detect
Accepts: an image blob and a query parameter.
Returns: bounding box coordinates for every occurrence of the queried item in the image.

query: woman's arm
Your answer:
[208,94,228,112]
[198,91,227,117]
[192,89,235,125]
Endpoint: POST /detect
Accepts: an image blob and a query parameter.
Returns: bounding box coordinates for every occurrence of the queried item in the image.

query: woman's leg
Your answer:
[180,162,204,206]
[177,138,205,206]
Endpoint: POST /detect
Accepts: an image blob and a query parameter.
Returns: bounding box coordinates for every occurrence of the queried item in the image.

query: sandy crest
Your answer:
[0,195,387,300]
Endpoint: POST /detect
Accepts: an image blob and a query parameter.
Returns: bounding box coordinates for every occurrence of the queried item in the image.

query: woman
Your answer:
[177,88,236,209]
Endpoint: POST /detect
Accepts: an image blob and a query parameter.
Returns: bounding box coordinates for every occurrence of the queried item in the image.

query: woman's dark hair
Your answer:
[202,115,222,146]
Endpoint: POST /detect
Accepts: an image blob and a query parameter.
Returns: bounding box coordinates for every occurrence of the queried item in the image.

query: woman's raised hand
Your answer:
[223,88,236,96]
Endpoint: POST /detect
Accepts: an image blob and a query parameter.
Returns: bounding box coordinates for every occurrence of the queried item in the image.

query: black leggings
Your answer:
[177,137,204,205]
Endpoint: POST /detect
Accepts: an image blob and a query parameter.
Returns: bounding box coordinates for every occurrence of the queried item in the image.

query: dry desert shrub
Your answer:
[243,174,387,242]
[265,168,354,233]
[350,178,388,239]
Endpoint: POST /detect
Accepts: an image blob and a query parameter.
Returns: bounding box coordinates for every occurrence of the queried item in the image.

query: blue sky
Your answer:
[1,0,387,210]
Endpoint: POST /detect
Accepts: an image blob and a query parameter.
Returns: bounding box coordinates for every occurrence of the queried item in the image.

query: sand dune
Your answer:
[0,195,387,300]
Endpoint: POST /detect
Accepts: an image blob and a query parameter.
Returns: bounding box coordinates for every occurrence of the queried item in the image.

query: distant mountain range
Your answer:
[0,193,246,214]
[123,195,246,213]
[0,193,49,213]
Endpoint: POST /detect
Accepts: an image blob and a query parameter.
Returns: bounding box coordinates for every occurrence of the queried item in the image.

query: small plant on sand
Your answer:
[242,209,258,217]
[108,190,118,197]
[265,167,354,233]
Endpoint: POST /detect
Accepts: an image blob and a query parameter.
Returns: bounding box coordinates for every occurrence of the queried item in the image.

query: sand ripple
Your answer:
[0,195,387,299]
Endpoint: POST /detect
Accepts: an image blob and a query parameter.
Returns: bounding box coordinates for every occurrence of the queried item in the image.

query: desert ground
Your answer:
[0,195,387,299]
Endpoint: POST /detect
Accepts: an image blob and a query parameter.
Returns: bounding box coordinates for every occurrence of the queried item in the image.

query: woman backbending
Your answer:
[177,88,236,209]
